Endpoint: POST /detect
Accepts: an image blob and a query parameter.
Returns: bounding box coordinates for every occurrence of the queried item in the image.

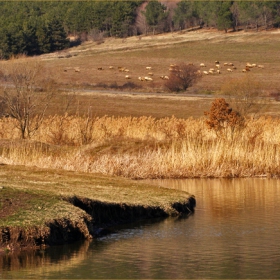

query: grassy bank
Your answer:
[0,164,195,252]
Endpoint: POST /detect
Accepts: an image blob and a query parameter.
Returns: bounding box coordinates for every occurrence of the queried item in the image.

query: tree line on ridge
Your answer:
[0,1,279,58]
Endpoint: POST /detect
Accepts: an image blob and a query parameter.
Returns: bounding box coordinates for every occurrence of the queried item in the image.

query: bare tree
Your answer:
[220,76,266,117]
[0,57,56,139]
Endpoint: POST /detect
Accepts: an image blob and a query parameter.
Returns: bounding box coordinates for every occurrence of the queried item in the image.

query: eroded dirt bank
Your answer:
[0,195,196,253]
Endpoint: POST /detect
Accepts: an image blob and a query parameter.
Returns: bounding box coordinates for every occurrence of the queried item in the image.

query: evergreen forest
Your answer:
[0,1,280,58]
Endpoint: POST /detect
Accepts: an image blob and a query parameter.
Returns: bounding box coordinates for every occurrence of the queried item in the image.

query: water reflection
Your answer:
[146,178,280,216]
[2,178,280,279]
[0,240,91,278]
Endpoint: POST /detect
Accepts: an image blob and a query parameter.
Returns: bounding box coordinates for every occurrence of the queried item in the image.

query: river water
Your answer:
[2,178,280,279]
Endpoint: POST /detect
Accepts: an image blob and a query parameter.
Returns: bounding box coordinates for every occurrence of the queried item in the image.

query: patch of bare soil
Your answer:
[0,189,33,219]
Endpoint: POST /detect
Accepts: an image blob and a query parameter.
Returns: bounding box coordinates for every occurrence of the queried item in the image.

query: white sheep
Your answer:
[200,63,206,67]
[146,66,152,70]
[125,75,131,79]
[144,76,153,81]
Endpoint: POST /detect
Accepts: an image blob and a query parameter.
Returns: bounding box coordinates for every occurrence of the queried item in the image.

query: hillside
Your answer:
[38,28,280,95]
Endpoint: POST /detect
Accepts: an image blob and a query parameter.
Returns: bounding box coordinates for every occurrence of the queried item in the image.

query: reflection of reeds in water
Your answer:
[1,115,280,178]
[145,178,280,217]
[1,240,90,278]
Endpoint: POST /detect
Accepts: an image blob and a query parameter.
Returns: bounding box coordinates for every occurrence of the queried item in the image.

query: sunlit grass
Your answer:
[0,165,193,227]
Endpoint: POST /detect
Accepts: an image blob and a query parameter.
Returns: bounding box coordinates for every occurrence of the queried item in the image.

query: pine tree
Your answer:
[173,1,194,30]
[143,0,168,34]
[217,2,233,32]
[22,19,40,55]
[47,18,70,52]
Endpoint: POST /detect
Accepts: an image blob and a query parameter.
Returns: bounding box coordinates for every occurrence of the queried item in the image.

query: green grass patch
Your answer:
[0,187,61,227]
[0,165,192,227]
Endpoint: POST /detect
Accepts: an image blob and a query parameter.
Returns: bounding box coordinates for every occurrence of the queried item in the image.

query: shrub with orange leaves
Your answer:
[204,98,244,137]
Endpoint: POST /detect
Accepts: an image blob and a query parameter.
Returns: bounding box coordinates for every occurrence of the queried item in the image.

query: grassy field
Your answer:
[40,28,280,95]
[35,28,280,119]
[48,92,215,119]
[1,28,280,119]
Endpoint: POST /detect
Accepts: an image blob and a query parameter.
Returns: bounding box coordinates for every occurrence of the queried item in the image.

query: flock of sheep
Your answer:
[108,65,160,82]
[64,61,264,82]
[104,61,265,80]
[198,61,264,75]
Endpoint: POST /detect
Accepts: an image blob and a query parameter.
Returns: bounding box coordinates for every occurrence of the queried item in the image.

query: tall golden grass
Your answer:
[0,115,280,179]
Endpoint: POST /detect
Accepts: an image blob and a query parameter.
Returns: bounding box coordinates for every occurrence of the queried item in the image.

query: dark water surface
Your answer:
[1,178,280,279]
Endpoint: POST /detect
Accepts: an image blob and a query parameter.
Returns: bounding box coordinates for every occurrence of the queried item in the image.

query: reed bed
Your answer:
[0,115,280,179]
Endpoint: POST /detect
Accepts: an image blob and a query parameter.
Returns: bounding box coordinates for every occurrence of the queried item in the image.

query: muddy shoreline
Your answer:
[0,195,196,254]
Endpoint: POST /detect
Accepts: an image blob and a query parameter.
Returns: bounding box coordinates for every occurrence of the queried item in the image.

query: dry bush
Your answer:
[165,63,201,92]
[43,114,79,146]
[0,117,20,139]
[78,117,96,145]
[220,76,266,117]
[204,98,244,138]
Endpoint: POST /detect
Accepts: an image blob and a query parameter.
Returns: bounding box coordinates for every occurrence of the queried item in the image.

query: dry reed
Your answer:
[0,115,280,179]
